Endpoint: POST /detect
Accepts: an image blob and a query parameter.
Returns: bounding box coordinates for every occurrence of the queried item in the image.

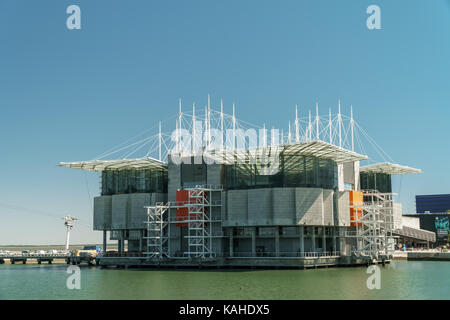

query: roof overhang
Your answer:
[59,157,167,172]
[197,140,368,165]
[360,162,422,175]
[393,226,436,242]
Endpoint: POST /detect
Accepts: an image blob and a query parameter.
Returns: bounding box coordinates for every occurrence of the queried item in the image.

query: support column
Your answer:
[333,227,337,255]
[275,227,280,257]
[251,227,256,257]
[139,230,143,252]
[322,227,327,255]
[300,226,304,257]
[103,230,107,253]
[121,230,125,254]
[312,227,316,254]
[229,228,234,257]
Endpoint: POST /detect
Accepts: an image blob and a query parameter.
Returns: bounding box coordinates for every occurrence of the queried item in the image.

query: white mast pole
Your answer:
[263,123,267,147]
[158,121,162,161]
[308,110,312,142]
[192,103,196,154]
[178,99,182,154]
[207,94,211,147]
[338,100,342,148]
[288,121,292,144]
[328,108,332,144]
[204,106,208,149]
[351,105,354,152]
[295,105,299,143]
[232,103,236,150]
[315,102,319,140]
[220,99,224,148]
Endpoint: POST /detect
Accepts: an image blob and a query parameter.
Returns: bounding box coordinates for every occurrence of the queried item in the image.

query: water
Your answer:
[0,261,449,299]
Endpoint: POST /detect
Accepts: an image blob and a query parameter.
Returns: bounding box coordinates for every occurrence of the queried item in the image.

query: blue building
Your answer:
[416,194,450,214]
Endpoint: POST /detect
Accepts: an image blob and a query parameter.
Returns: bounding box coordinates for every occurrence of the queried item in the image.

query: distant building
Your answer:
[404,213,449,245]
[416,194,450,214]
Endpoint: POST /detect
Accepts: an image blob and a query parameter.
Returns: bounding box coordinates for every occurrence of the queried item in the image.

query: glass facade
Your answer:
[101,168,167,195]
[223,154,338,190]
[360,172,392,193]
[181,161,207,188]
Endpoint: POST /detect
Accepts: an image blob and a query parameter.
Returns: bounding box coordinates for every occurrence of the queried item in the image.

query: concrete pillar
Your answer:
[120,230,125,254]
[229,228,234,257]
[251,227,256,257]
[275,227,280,257]
[300,226,304,257]
[322,227,327,255]
[312,227,316,253]
[332,227,337,255]
[103,230,107,253]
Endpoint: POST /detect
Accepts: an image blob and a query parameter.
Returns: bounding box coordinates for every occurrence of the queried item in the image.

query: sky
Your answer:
[0,0,449,245]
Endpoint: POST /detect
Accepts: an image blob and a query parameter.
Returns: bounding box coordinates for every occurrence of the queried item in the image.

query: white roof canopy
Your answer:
[60,141,368,172]
[360,162,422,175]
[198,140,368,165]
[59,157,167,172]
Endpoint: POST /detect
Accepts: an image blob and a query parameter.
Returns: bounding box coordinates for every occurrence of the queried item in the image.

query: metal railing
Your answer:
[225,251,341,258]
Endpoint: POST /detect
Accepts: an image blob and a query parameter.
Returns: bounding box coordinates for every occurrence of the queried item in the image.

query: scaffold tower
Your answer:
[144,202,169,259]
[352,190,395,260]
[183,185,222,259]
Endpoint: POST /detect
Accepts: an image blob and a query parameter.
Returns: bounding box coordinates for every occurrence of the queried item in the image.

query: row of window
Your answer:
[223,155,338,190]
[360,172,392,193]
[101,169,167,195]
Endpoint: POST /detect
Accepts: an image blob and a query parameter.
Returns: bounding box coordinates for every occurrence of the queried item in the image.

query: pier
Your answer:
[0,253,70,265]
[393,250,450,261]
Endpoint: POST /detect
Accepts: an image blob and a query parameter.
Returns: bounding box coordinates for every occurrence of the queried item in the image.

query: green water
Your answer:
[0,261,449,299]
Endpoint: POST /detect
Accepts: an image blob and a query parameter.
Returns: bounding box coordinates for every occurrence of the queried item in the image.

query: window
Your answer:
[101,168,167,195]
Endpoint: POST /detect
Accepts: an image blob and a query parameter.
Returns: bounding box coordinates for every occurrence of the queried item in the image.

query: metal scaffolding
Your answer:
[144,185,222,260]
[182,185,222,259]
[144,202,169,259]
[352,190,395,260]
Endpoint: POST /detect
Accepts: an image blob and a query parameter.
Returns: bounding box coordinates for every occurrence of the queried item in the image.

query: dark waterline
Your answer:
[0,261,448,300]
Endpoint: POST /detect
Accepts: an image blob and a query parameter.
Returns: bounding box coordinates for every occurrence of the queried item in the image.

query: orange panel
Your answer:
[348,190,363,227]
[175,190,208,227]
[176,190,189,227]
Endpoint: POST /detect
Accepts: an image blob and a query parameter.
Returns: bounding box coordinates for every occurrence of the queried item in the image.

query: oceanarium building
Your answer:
[60,98,422,268]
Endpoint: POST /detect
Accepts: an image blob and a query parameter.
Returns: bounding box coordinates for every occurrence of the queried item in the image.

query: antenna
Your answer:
[63,216,78,251]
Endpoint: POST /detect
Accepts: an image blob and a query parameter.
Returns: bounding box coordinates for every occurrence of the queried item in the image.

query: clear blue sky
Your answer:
[1,0,449,245]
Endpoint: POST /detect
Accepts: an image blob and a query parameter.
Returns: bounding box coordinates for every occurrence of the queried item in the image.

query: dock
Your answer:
[0,253,69,264]
[393,250,450,261]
